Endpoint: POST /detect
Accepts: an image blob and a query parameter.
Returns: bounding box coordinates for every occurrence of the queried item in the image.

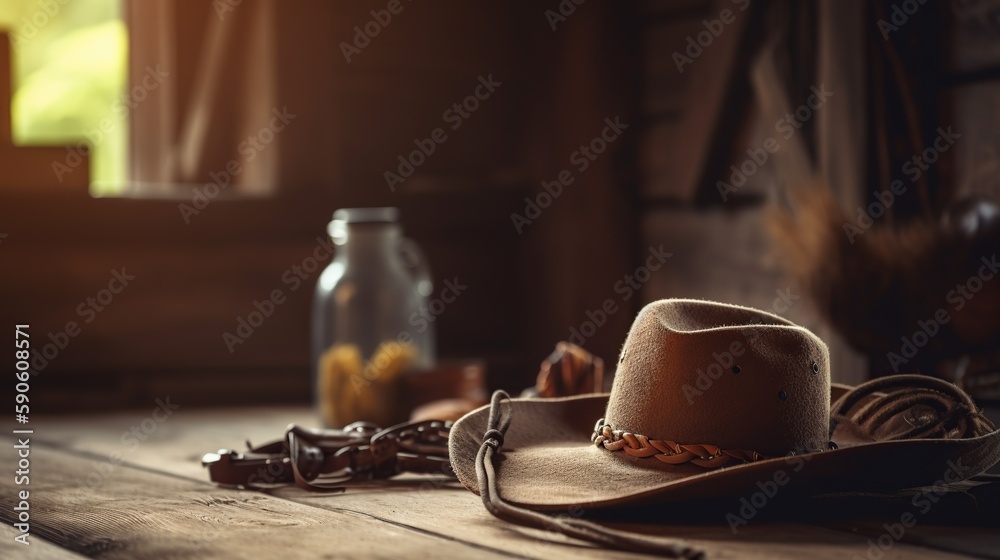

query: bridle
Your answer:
[202,419,453,491]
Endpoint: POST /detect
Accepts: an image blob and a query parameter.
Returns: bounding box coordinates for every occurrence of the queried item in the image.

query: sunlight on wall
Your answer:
[1,0,127,195]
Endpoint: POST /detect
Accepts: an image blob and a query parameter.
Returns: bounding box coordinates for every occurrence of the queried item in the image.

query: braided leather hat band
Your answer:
[592,419,765,468]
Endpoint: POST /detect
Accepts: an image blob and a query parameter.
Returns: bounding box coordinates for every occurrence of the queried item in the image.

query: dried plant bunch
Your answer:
[769,182,1000,373]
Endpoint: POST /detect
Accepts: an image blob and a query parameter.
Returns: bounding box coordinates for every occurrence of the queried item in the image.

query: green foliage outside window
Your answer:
[1,0,126,195]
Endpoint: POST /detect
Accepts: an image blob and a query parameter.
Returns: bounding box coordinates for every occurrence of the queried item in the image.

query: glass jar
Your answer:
[311,207,434,427]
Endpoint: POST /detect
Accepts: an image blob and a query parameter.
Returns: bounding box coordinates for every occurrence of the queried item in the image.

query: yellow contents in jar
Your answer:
[318,341,416,427]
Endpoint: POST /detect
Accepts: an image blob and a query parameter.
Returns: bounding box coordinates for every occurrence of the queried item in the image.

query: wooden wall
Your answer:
[0,1,640,413]
[633,0,872,384]
[948,0,1000,203]
[631,0,1000,385]
[8,0,995,413]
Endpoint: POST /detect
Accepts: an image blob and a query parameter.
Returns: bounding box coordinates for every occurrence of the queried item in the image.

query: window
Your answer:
[3,0,127,195]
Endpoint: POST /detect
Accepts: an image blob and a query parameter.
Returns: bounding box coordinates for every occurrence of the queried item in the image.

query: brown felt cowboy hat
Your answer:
[448,299,1000,516]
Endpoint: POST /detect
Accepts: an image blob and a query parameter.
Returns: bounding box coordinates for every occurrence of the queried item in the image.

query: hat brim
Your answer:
[448,390,1000,511]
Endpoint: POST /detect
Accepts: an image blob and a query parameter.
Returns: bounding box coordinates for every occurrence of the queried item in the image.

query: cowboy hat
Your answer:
[449,299,1000,513]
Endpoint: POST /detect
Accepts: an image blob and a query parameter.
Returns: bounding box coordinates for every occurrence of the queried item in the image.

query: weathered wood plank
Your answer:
[638,0,754,200]
[0,523,88,559]
[641,0,712,19]
[29,406,318,482]
[950,81,1000,202]
[24,409,659,560]
[0,440,514,560]
[25,406,979,559]
[949,1,1000,73]
[825,521,1000,560]
[642,19,703,116]
[1,187,538,414]
[270,484,978,560]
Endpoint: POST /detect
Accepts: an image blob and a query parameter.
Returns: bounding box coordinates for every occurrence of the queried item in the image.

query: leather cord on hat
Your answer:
[830,374,997,441]
[475,391,705,560]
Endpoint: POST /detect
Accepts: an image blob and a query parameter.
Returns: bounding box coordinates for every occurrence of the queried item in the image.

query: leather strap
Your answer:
[203,420,453,490]
[476,391,705,559]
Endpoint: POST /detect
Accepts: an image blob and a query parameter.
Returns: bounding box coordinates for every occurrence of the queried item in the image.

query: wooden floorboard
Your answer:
[0,441,514,560]
[824,521,1000,560]
[13,406,987,559]
[0,523,88,560]
[274,486,975,560]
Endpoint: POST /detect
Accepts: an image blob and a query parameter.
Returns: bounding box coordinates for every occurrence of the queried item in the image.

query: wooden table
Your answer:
[3,405,998,559]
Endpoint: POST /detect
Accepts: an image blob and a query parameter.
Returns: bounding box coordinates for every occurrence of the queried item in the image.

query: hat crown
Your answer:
[605,299,830,457]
